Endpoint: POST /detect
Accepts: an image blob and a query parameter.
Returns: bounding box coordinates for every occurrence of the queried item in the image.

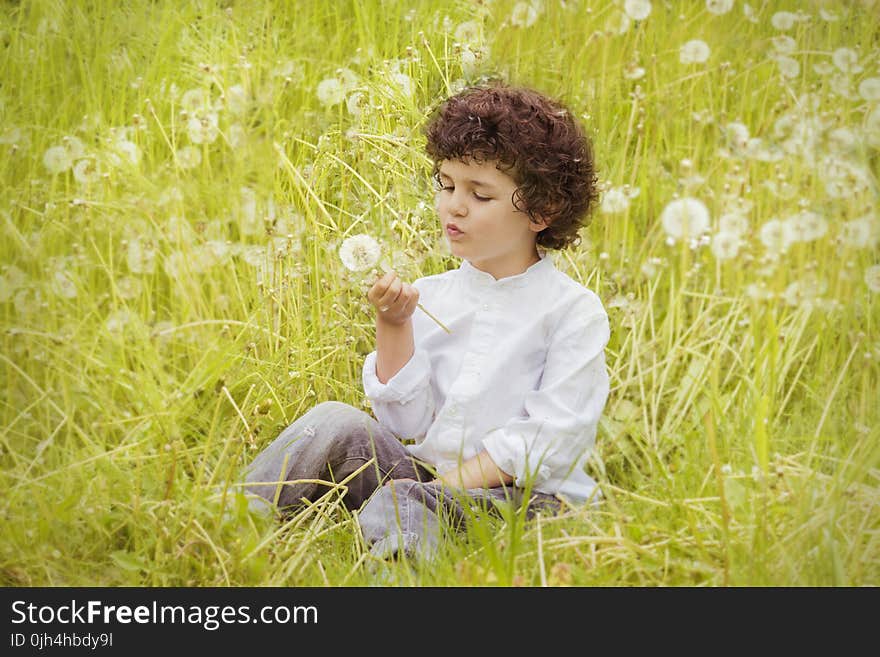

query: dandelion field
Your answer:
[1,0,878,587]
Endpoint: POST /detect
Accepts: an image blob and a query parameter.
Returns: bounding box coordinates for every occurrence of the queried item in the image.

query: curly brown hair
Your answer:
[424,83,598,250]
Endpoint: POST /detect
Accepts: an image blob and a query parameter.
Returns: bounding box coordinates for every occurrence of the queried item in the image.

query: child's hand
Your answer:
[367,270,420,325]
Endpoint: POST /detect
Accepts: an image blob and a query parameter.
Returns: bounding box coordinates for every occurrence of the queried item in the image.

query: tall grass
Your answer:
[1,0,877,586]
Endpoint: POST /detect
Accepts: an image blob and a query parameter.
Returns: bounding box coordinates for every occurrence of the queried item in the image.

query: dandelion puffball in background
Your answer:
[339,234,382,272]
[660,197,710,241]
[680,39,710,64]
[623,0,652,21]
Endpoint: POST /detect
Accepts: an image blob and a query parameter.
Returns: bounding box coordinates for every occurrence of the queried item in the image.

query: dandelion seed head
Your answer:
[660,197,710,239]
[705,0,733,15]
[770,35,797,55]
[42,146,72,174]
[316,77,345,107]
[624,0,652,21]
[176,145,202,169]
[775,55,800,79]
[865,265,880,293]
[858,77,880,102]
[73,158,100,185]
[339,234,382,272]
[832,48,862,74]
[718,212,749,236]
[710,231,743,260]
[680,39,710,64]
[601,187,631,214]
[771,11,798,30]
[510,2,540,28]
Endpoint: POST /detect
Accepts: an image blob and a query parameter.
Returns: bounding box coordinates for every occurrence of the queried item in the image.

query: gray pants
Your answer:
[240,401,560,560]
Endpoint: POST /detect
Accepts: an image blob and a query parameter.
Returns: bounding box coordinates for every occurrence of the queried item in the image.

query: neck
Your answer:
[468,248,542,280]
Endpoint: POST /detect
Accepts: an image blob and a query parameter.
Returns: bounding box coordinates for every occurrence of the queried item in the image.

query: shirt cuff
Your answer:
[482,429,553,489]
[362,348,432,404]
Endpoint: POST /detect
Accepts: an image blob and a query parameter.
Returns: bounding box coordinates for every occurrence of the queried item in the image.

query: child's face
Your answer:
[435,158,547,279]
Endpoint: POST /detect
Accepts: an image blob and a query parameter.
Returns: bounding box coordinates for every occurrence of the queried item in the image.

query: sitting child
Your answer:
[241,82,610,561]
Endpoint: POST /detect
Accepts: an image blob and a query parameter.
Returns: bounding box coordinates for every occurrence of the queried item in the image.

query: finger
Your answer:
[368,271,398,303]
[378,278,403,308]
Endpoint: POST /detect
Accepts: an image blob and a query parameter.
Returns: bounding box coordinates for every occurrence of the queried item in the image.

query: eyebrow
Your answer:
[438,169,497,189]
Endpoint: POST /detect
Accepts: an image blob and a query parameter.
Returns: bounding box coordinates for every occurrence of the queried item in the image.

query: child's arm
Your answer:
[368,271,419,382]
[434,450,514,490]
[362,270,436,440]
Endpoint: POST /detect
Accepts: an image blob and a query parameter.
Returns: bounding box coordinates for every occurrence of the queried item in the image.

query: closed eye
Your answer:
[438,184,491,201]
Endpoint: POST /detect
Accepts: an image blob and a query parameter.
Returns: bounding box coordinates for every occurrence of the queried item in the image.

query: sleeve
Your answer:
[481,304,610,491]
[362,347,436,441]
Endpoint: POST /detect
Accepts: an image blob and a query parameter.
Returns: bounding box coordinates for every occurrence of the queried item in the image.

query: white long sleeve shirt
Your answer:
[362,251,610,504]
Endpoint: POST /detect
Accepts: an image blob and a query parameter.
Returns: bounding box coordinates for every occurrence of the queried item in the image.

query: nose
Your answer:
[448,189,468,217]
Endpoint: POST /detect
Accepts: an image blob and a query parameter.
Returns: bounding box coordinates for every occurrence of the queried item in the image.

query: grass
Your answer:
[1,0,878,586]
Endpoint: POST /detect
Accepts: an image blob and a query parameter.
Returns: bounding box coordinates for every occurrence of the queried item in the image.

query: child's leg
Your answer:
[240,401,431,515]
[359,481,561,561]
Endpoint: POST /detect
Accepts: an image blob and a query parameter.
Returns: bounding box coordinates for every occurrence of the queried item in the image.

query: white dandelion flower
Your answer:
[606,9,631,35]
[127,237,157,274]
[743,3,759,24]
[63,136,86,160]
[454,20,481,45]
[680,40,710,64]
[724,122,750,152]
[181,88,210,113]
[832,48,862,74]
[718,212,749,236]
[163,250,186,278]
[346,91,367,116]
[710,231,743,260]
[770,35,797,54]
[226,84,248,116]
[782,276,827,307]
[239,186,261,236]
[0,126,22,144]
[759,218,796,253]
[839,215,879,249]
[116,276,142,300]
[105,309,134,333]
[865,265,880,293]
[858,77,880,102]
[601,187,631,214]
[51,269,77,299]
[786,210,828,242]
[510,2,539,28]
[227,123,246,149]
[339,234,382,272]
[745,282,773,300]
[336,67,359,93]
[771,11,798,30]
[867,105,880,150]
[624,0,652,21]
[389,71,414,96]
[827,127,858,152]
[114,139,141,166]
[660,197,710,240]
[623,62,646,79]
[829,73,855,99]
[73,158,100,184]
[42,145,73,174]
[316,77,345,107]
[775,55,800,79]
[158,186,184,206]
[186,112,219,144]
[813,61,834,76]
[705,0,733,15]
[819,9,839,22]
[176,145,202,169]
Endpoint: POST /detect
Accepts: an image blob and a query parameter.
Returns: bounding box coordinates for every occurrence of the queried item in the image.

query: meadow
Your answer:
[1,0,878,586]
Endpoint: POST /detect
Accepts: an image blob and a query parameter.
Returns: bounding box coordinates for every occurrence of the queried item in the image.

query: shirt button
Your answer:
[482,303,489,311]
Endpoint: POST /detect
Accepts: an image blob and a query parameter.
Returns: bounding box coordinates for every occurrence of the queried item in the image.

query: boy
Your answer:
[241,83,610,561]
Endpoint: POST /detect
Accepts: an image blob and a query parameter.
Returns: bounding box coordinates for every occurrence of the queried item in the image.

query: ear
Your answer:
[528,216,550,233]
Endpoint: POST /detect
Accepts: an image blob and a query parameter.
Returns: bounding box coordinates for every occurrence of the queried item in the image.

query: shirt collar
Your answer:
[458,250,553,289]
